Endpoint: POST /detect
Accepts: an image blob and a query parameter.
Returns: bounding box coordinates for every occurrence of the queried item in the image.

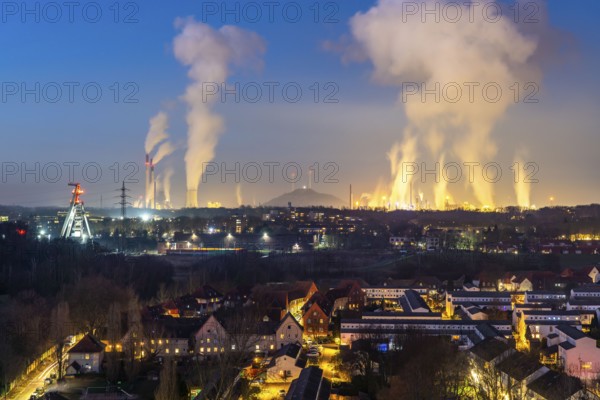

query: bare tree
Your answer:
[68,275,129,335]
[123,292,142,381]
[154,359,179,400]
[193,308,263,400]
[105,302,122,382]
[49,301,71,380]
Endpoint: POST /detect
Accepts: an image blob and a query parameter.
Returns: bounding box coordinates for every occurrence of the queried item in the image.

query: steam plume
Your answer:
[514,151,531,208]
[348,0,541,209]
[236,184,243,207]
[173,18,265,208]
[144,112,169,155]
[163,166,174,204]
[153,141,175,165]
[144,111,175,209]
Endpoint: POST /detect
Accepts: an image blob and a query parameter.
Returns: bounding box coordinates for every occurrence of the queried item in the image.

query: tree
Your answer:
[68,275,129,335]
[154,360,179,400]
[105,302,122,382]
[123,292,142,382]
[49,301,71,380]
[379,335,470,400]
[192,308,263,400]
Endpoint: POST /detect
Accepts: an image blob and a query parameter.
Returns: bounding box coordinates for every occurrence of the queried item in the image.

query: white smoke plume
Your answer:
[236,184,243,207]
[347,0,542,209]
[144,111,175,208]
[144,112,169,155]
[514,151,531,208]
[387,134,418,208]
[163,166,175,204]
[173,18,265,207]
[153,141,176,165]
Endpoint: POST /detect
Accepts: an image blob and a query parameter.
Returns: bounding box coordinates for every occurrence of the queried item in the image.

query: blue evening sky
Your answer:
[0,0,598,208]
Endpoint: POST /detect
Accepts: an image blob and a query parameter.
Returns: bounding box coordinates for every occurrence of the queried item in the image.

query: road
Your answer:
[10,359,58,400]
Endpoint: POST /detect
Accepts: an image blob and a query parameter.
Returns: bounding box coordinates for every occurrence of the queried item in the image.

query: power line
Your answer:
[115,181,132,220]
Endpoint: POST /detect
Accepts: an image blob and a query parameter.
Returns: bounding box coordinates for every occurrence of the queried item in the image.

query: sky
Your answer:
[0,0,598,209]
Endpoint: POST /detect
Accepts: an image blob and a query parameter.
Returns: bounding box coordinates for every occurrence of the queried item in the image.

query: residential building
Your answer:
[285,366,331,400]
[265,343,307,382]
[446,291,511,316]
[302,292,332,338]
[66,334,106,375]
[555,325,600,380]
[399,289,431,313]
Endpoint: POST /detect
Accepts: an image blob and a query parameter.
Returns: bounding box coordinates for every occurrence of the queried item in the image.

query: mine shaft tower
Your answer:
[60,182,92,242]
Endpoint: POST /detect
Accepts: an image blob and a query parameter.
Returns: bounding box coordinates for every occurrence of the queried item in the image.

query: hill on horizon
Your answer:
[264,188,346,208]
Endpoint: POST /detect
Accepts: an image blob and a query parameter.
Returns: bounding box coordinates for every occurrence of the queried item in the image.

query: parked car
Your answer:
[44,378,52,385]
[250,378,264,387]
[278,389,287,398]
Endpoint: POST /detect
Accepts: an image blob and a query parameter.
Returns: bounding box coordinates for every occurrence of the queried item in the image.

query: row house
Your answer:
[525,291,568,304]
[469,345,592,400]
[363,286,410,302]
[195,312,303,355]
[285,366,331,400]
[446,291,511,316]
[520,310,592,326]
[499,271,557,292]
[461,303,488,320]
[496,352,549,399]
[561,266,600,284]
[135,317,201,358]
[340,318,511,348]
[325,279,366,312]
[361,311,442,320]
[301,292,332,338]
[253,281,318,320]
[399,289,431,313]
[287,281,319,316]
[567,297,600,317]
[469,338,516,368]
[512,303,553,327]
[526,371,589,400]
[571,284,600,298]
[192,285,224,313]
[223,285,253,308]
[553,325,600,380]
[519,319,581,342]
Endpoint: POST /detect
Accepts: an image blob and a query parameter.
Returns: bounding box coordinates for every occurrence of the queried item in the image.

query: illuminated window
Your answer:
[166,349,169,354]
[85,354,90,360]
[175,348,179,354]
[200,347,205,352]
